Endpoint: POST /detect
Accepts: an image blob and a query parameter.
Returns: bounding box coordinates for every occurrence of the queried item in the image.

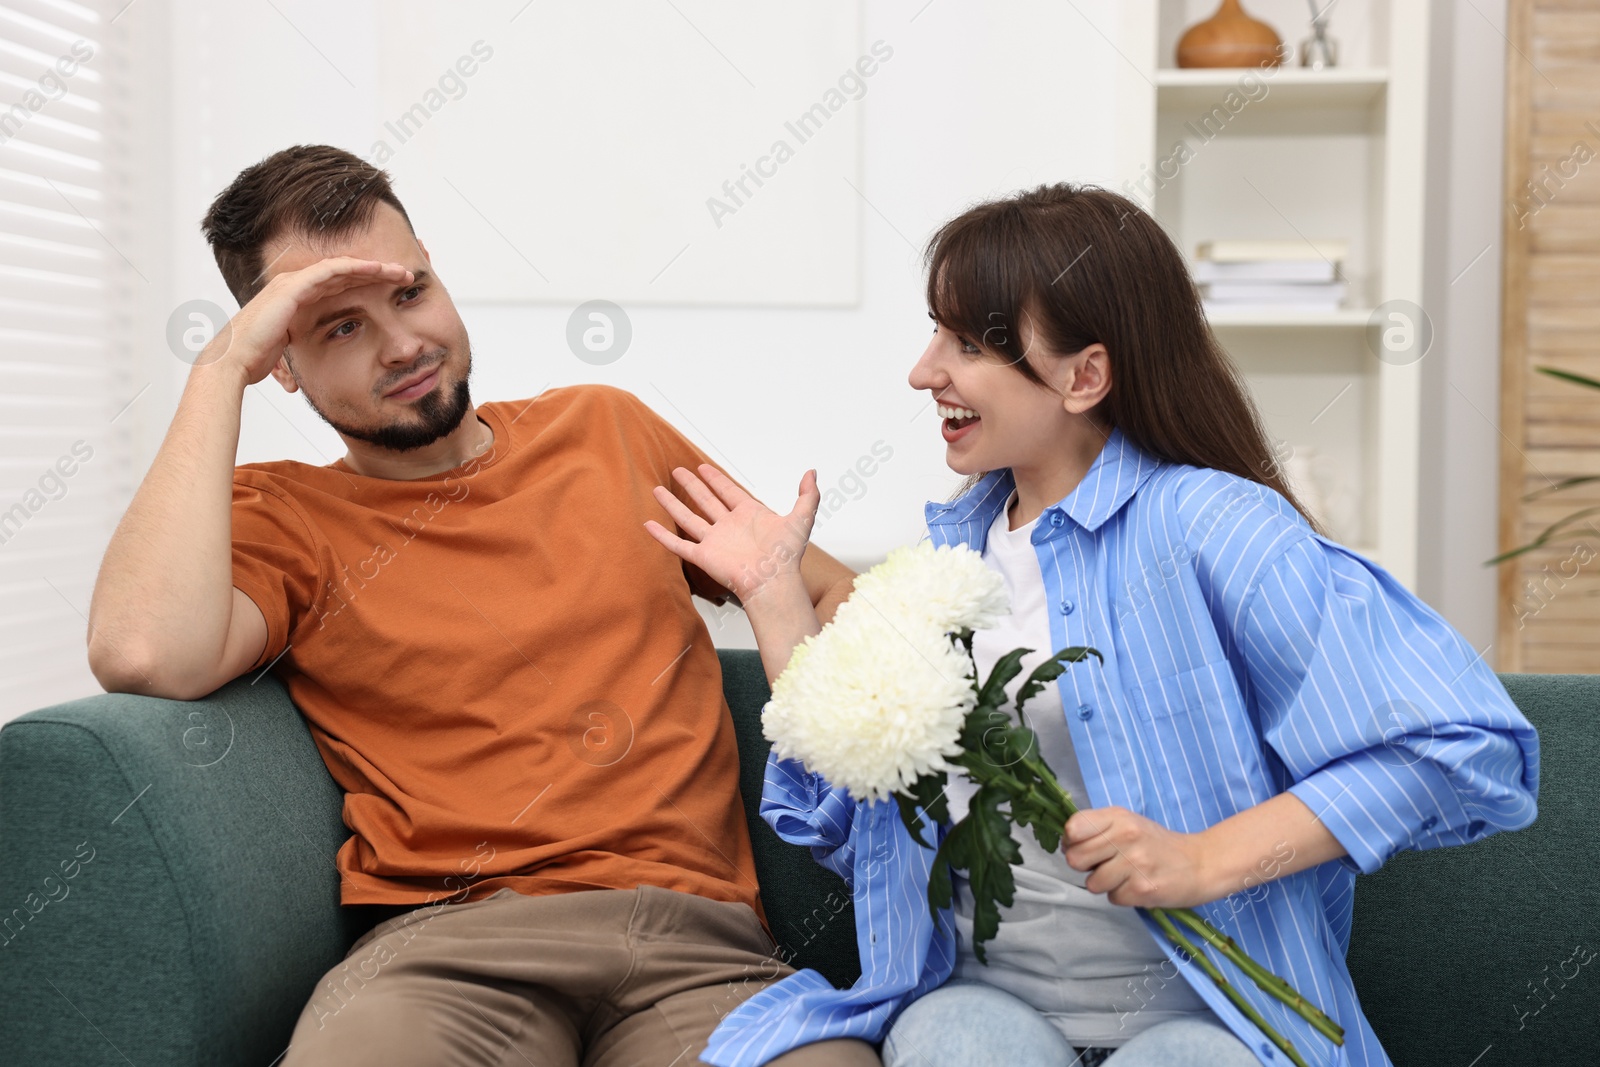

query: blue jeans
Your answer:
[882,979,1262,1067]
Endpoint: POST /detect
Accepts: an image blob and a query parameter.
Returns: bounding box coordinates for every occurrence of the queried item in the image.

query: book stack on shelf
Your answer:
[1193,239,1350,313]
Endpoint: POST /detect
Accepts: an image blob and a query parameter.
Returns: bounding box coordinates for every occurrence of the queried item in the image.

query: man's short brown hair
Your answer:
[200,144,414,306]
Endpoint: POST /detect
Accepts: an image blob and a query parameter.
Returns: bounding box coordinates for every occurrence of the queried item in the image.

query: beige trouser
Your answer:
[281,884,879,1067]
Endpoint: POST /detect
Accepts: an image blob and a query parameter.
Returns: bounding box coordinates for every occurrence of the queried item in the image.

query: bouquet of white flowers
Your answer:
[762,541,1344,1067]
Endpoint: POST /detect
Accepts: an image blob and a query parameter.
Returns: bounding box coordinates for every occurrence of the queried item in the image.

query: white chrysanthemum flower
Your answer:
[846,541,1010,634]
[763,612,975,803]
[761,542,1010,804]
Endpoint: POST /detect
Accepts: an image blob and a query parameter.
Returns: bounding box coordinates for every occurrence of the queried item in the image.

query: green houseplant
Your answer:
[1488,366,1600,565]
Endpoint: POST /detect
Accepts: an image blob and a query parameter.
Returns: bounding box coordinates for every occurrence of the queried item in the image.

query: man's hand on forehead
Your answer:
[287,259,427,343]
[198,257,416,385]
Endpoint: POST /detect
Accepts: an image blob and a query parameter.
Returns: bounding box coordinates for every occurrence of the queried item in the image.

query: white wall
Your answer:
[142,0,1124,649]
[15,0,1503,717]
[1415,0,1509,655]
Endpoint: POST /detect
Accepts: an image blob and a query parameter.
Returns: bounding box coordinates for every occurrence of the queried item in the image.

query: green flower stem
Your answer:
[1018,768,1346,1051]
[985,768,1069,824]
[1023,756,1077,815]
[1151,910,1310,1067]
[1167,909,1346,1047]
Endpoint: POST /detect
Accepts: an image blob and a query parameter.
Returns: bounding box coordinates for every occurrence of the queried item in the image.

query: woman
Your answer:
[647,184,1539,1067]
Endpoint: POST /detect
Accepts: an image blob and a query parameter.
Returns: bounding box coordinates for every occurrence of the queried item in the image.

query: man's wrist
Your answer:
[185,353,252,399]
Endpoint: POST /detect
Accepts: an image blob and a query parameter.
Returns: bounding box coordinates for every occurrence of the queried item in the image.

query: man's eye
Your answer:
[401,285,423,302]
[331,321,357,339]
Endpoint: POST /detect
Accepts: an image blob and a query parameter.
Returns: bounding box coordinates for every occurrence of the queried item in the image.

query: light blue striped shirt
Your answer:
[703,428,1539,1067]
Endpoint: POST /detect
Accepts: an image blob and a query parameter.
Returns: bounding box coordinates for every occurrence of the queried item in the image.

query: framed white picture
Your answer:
[374,0,868,306]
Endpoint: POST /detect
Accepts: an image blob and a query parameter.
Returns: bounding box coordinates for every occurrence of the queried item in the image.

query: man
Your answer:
[86,144,877,1067]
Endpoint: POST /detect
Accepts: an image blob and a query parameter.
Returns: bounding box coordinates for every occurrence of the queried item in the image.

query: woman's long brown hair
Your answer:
[925,182,1322,532]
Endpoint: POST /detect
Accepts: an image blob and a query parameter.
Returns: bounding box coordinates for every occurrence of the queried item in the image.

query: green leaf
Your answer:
[955,712,1034,788]
[896,793,931,850]
[1013,658,1068,713]
[964,709,1035,774]
[1014,645,1104,713]
[937,784,1022,965]
[1009,780,1066,854]
[909,770,950,827]
[928,840,954,913]
[957,703,997,751]
[954,627,975,654]
[1525,507,1600,546]
[1486,507,1600,565]
[954,627,978,688]
[1485,541,1544,566]
[895,770,950,849]
[977,647,1031,710]
[1524,475,1600,501]
[1537,365,1600,392]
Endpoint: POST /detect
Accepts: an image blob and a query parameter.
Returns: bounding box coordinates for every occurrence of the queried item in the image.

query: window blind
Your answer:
[0,0,133,721]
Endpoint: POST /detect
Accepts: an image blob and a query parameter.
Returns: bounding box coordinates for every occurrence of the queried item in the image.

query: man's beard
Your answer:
[295,351,474,453]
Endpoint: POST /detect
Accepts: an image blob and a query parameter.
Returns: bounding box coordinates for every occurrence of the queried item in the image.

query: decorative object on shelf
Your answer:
[1299,0,1339,69]
[1194,239,1350,313]
[1176,0,1284,69]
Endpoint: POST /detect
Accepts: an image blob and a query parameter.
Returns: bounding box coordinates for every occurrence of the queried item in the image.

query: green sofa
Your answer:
[0,652,1593,1065]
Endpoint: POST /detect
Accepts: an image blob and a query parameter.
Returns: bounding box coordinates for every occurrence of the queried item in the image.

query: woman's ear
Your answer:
[1061,343,1112,415]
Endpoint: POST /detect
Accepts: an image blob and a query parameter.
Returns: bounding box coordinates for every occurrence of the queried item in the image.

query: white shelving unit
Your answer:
[1156,66,1390,112]
[1115,1,1429,588]
[1201,308,1375,328]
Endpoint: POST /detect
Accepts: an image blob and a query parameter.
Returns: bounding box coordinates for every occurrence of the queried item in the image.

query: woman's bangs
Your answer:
[926,219,1028,354]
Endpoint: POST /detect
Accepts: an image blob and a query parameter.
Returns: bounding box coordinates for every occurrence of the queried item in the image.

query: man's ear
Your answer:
[268,351,298,393]
[417,238,432,265]
[1061,342,1112,416]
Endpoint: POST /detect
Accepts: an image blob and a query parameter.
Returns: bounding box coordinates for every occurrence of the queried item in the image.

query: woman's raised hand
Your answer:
[644,464,820,604]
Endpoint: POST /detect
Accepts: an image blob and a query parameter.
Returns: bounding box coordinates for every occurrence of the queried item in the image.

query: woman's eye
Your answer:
[929,316,979,354]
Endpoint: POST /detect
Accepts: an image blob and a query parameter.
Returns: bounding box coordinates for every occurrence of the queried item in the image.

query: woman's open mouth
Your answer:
[938,404,980,443]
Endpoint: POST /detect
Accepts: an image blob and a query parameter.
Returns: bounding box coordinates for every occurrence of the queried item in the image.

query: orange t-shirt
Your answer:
[230,385,763,919]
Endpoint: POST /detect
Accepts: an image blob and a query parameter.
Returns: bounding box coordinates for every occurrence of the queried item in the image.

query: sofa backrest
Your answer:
[1346,672,1599,1067]
[720,649,861,988]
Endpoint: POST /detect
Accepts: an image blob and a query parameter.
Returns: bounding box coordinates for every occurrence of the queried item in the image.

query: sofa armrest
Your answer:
[0,672,350,1066]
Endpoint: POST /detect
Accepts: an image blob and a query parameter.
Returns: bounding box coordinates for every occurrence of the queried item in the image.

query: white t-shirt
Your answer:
[945,490,1210,1047]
